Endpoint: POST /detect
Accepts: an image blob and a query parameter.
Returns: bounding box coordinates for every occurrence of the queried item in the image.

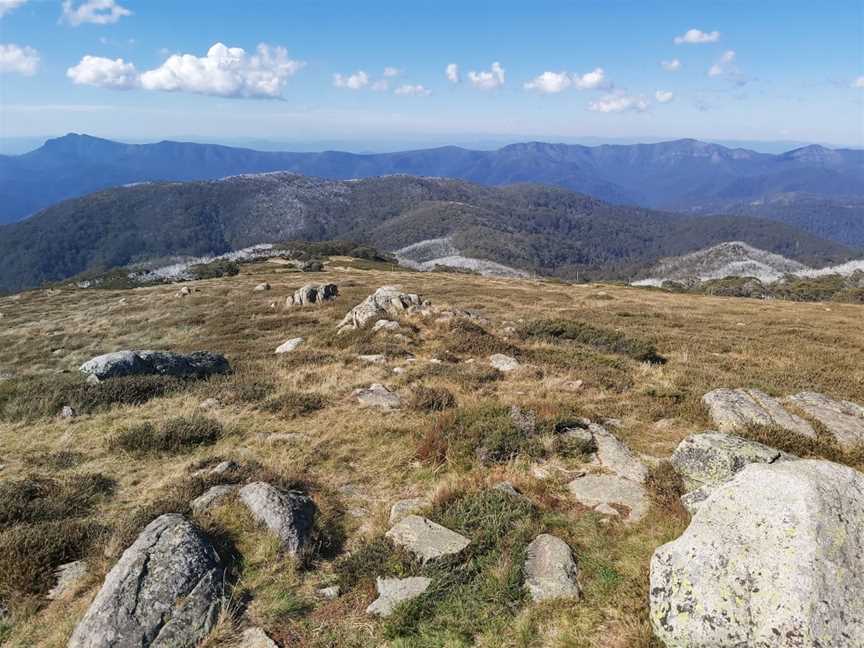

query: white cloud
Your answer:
[371,79,389,92]
[853,76,864,88]
[468,61,504,90]
[573,67,606,90]
[0,0,28,18]
[62,0,131,26]
[333,69,369,90]
[588,92,649,113]
[673,28,720,44]
[654,89,674,103]
[394,83,431,96]
[0,43,39,75]
[67,54,138,88]
[445,63,460,83]
[660,58,682,72]
[524,67,607,94]
[67,43,305,98]
[708,50,736,77]
[383,66,400,77]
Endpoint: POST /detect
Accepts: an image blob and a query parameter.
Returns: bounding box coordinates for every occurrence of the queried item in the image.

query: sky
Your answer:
[1,0,863,150]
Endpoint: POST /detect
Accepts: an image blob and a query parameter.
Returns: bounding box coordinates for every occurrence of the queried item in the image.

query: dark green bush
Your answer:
[518,318,664,363]
[109,416,223,455]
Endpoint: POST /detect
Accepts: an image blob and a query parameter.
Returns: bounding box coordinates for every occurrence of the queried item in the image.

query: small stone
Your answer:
[489,353,520,372]
[275,337,304,354]
[60,405,77,419]
[373,319,401,333]
[254,282,271,292]
[358,354,386,364]
[366,576,432,617]
[240,627,279,648]
[567,474,649,522]
[523,534,581,602]
[386,515,470,562]
[238,482,315,555]
[191,484,238,515]
[317,585,340,600]
[389,498,425,525]
[209,460,238,475]
[353,383,401,409]
[47,560,88,600]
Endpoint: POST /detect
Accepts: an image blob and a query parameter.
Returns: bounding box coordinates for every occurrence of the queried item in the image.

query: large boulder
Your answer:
[238,482,315,556]
[523,534,581,602]
[784,391,864,449]
[287,283,338,308]
[385,515,470,562]
[337,286,424,331]
[702,388,815,437]
[650,460,864,647]
[80,350,230,381]
[67,514,226,648]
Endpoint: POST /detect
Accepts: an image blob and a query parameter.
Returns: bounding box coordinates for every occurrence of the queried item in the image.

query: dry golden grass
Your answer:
[0,260,862,647]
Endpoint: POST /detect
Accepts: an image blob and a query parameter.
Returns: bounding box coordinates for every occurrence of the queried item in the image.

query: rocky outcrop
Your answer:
[567,474,649,522]
[353,383,401,409]
[80,350,230,381]
[385,515,470,562]
[523,534,580,602]
[702,388,815,437]
[337,286,424,331]
[286,283,338,307]
[650,460,864,647]
[238,482,315,555]
[67,514,226,648]
[366,576,432,617]
[784,391,864,449]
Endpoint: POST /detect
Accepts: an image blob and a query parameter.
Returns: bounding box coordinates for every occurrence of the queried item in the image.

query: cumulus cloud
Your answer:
[0,43,39,75]
[674,28,720,44]
[661,58,682,72]
[654,89,674,103]
[383,66,400,77]
[708,49,736,77]
[371,79,389,91]
[394,83,431,96]
[445,63,460,83]
[0,0,28,18]
[524,67,607,94]
[61,0,131,26]
[333,69,369,89]
[588,92,649,113]
[67,42,305,98]
[468,61,504,90]
[67,54,137,88]
[851,76,864,88]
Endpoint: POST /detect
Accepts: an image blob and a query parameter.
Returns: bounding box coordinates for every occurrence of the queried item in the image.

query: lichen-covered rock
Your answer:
[784,391,864,449]
[80,350,230,381]
[702,388,815,437]
[338,286,423,331]
[353,383,401,409]
[567,474,649,522]
[67,514,225,648]
[238,482,314,555]
[366,576,432,617]
[670,431,791,492]
[287,283,338,307]
[650,460,864,647]
[523,534,580,602]
[589,423,648,483]
[489,354,520,372]
[386,515,470,562]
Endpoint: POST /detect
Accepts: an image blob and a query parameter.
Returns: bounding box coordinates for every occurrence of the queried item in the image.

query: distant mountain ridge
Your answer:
[0,172,854,293]
[2,134,863,246]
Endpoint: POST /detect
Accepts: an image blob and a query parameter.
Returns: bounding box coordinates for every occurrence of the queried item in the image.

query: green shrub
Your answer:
[518,318,664,363]
[109,416,223,455]
[335,538,420,591]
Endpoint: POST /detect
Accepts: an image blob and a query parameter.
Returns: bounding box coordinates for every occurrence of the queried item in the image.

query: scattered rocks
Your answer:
[254,282,271,292]
[238,482,315,555]
[784,391,864,449]
[386,515,471,562]
[67,514,226,648]
[650,460,864,647]
[523,534,581,602]
[241,627,279,648]
[589,424,648,483]
[275,337,304,354]
[337,286,425,331]
[47,560,88,600]
[489,353,520,372]
[372,319,401,333]
[191,484,239,515]
[567,474,649,522]
[702,388,815,438]
[80,350,230,381]
[287,283,338,307]
[366,576,432,617]
[317,585,340,600]
[389,498,425,525]
[353,383,401,409]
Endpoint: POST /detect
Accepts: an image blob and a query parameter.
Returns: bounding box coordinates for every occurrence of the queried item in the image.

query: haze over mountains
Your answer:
[3,134,863,247]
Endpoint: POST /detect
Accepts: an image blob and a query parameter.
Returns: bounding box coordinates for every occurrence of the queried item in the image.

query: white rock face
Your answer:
[386,515,470,562]
[366,576,432,617]
[275,337,304,354]
[353,383,401,409]
[784,391,864,449]
[702,388,815,437]
[650,460,864,648]
[567,474,649,522]
[523,534,581,602]
[489,353,520,372]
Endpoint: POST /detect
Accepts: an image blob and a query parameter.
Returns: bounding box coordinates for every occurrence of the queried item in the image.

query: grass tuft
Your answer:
[109,415,224,455]
[518,318,665,364]
[408,386,457,413]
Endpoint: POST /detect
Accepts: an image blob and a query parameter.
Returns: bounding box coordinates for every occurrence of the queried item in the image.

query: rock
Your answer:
[784,391,864,449]
[337,286,424,331]
[209,460,238,475]
[567,474,649,522]
[191,484,238,515]
[47,560,88,600]
[558,426,596,455]
[60,405,77,419]
[275,337,304,354]
[702,388,816,438]
[317,585,340,600]
[85,374,101,385]
[650,460,864,647]
[240,627,279,648]
[509,405,536,435]
[80,350,230,381]
[679,485,712,515]
[67,514,225,648]
[287,283,338,307]
[0,371,13,382]
[372,319,401,333]
[358,354,386,364]
[670,431,791,492]
[238,482,314,555]
[366,576,432,617]
[198,398,220,410]
[353,383,401,409]
[177,286,192,297]
[523,534,581,602]
[492,481,526,500]
[489,353,520,372]
[254,282,271,292]
[386,515,470,562]
[389,498,425,525]
[589,424,648,483]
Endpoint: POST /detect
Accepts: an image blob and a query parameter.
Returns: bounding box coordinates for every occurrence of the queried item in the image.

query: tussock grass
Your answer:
[108,415,224,455]
[0,474,115,527]
[23,450,86,471]
[261,391,327,419]
[408,386,457,413]
[441,319,519,357]
[518,318,665,364]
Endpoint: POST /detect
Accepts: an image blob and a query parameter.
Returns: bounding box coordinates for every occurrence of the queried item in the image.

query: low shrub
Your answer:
[408,386,457,412]
[0,474,115,528]
[109,416,223,455]
[261,392,326,419]
[518,319,664,364]
[23,450,85,471]
[188,259,241,280]
[442,320,518,357]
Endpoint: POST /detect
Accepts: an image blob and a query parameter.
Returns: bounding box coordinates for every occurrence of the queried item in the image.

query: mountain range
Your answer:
[0,172,854,294]
[2,134,863,246]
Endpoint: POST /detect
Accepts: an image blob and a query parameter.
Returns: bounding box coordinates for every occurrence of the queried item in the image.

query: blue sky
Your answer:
[1,0,863,148]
